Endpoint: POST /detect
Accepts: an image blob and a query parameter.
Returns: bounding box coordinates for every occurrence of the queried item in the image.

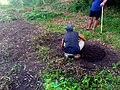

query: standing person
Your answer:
[86,0,107,31]
[61,24,86,59]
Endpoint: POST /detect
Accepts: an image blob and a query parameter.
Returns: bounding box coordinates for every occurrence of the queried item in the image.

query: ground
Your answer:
[0,20,45,90]
[0,9,120,90]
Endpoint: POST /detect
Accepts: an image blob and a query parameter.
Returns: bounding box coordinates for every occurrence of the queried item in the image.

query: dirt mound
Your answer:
[80,42,106,62]
[37,33,120,70]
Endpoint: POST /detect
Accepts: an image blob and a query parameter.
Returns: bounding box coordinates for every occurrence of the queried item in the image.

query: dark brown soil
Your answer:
[37,33,120,71]
[0,20,45,90]
[0,20,120,90]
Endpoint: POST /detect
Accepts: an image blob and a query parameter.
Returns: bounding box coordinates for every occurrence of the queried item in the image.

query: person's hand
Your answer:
[100,2,105,7]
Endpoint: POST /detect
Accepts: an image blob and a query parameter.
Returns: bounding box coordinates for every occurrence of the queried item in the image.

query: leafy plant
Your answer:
[0,8,22,23]
[23,10,64,22]
[11,64,21,73]
[44,23,65,33]
[42,61,120,90]
[36,45,50,61]
[68,0,92,13]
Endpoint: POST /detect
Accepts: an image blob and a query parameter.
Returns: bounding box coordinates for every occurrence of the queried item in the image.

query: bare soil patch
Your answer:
[36,33,120,72]
[0,20,45,90]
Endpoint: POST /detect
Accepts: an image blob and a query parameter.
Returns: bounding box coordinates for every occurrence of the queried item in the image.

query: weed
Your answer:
[23,10,64,22]
[42,61,120,90]
[0,8,22,23]
[11,64,21,73]
[44,23,65,33]
[3,52,11,61]
[36,45,50,61]
[68,0,92,13]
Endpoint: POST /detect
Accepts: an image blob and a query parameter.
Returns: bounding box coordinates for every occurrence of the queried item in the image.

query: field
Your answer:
[0,2,120,90]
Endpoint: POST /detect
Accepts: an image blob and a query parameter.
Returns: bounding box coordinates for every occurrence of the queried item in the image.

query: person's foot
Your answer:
[92,28,95,32]
[86,28,92,31]
[86,28,90,30]
[74,54,81,59]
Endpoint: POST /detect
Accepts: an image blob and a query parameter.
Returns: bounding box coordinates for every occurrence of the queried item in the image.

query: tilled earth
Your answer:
[0,20,120,90]
[37,32,120,72]
[0,20,46,90]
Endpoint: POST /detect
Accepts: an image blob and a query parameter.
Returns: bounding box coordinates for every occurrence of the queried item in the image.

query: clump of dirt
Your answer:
[0,76,11,90]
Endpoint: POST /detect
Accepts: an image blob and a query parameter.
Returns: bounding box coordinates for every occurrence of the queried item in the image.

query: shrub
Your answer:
[106,0,120,8]
[23,10,64,22]
[68,0,92,12]
[42,61,120,90]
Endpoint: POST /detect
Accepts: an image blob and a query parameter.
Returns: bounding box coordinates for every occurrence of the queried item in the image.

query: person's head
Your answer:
[65,24,74,32]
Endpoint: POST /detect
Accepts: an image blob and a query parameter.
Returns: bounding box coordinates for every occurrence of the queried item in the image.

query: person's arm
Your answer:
[100,0,107,6]
[61,38,64,48]
[78,33,86,41]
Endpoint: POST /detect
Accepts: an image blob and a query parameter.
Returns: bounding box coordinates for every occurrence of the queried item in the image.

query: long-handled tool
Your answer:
[101,6,104,33]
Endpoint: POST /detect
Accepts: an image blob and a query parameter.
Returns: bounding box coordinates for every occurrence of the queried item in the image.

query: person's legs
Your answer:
[92,18,98,31]
[74,40,85,59]
[63,41,85,59]
[92,10,102,31]
[86,10,94,30]
[74,54,80,59]
[87,17,94,30]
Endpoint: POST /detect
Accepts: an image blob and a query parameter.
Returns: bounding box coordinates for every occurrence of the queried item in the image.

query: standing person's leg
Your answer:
[92,10,102,31]
[92,18,98,31]
[86,10,94,30]
[87,17,94,30]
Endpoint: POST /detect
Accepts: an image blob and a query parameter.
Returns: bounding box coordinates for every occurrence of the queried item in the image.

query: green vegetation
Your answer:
[68,0,92,13]
[11,64,21,73]
[1,0,120,10]
[23,9,64,22]
[23,7,120,48]
[21,1,120,89]
[36,45,50,61]
[0,0,120,90]
[42,61,120,90]
[0,8,22,22]
[0,5,25,23]
[80,9,120,49]
[7,0,59,7]
[106,0,120,9]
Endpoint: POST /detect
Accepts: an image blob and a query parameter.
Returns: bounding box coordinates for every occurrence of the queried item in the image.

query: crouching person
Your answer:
[61,24,86,59]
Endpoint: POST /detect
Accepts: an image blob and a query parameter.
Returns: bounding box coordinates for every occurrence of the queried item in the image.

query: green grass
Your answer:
[68,0,92,13]
[0,8,23,23]
[44,22,65,33]
[23,9,66,33]
[0,5,119,90]
[42,61,120,90]
[24,8,120,90]
[11,64,21,73]
[24,8,120,49]
[36,45,50,61]
[23,9,64,23]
